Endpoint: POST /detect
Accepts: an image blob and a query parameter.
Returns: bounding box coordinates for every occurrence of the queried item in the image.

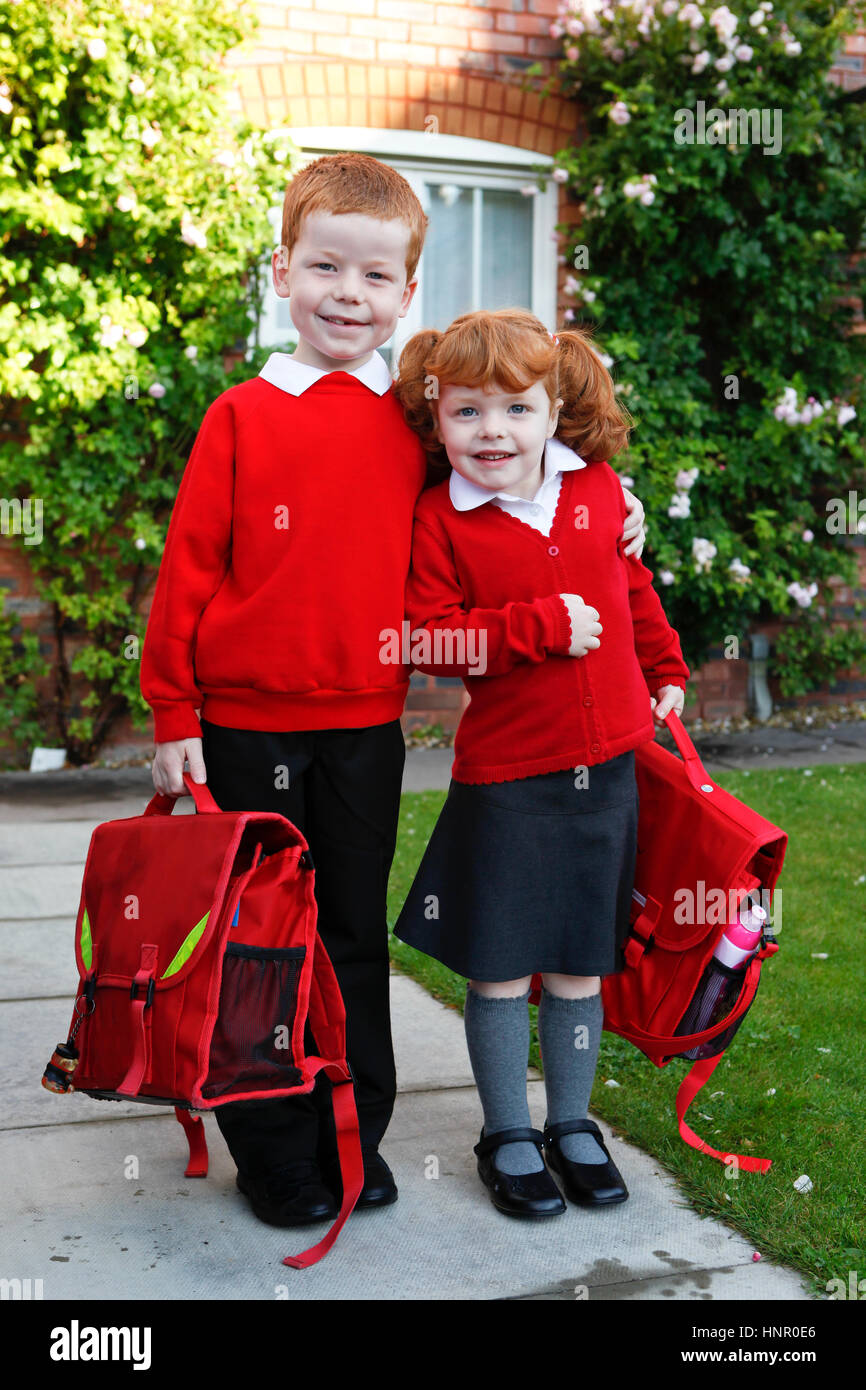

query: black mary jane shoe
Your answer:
[542,1118,629,1207]
[473,1126,566,1220]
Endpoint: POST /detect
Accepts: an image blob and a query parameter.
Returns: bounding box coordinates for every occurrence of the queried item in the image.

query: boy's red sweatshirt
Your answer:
[140,365,427,744]
[405,458,690,784]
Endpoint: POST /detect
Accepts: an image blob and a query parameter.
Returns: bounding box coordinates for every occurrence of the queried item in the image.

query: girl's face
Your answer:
[435,380,563,501]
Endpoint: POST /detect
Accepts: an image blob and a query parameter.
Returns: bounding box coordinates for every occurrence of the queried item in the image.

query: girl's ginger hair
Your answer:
[393,308,633,480]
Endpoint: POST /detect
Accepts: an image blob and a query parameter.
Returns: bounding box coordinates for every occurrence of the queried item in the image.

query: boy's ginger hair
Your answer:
[280,152,428,283]
[393,308,633,479]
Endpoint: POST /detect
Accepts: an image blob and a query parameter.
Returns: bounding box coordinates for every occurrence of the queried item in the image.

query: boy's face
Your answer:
[273,211,418,372]
[435,381,563,502]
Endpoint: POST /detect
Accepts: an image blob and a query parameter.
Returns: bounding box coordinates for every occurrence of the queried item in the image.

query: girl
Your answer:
[393,309,690,1220]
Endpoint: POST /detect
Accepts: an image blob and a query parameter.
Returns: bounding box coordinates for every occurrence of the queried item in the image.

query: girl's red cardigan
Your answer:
[405,459,690,784]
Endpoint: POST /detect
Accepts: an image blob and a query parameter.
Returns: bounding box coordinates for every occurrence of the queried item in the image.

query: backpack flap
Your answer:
[70,811,247,1100]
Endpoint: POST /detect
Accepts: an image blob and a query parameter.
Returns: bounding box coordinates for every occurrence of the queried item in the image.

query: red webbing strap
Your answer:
[143,771,222,818]
[282,1062,364,1270]
[675,1051,772,1173]
[174,1108,209,1178]
[624,909,655,969]
[116,945,158,1097]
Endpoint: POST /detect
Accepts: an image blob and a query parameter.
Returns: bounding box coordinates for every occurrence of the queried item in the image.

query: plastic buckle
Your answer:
[83,974,97,1005]
[628,918,654,954]
[130,976,155,1009]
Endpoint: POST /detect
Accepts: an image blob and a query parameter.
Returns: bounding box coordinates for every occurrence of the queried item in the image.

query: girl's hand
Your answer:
[620,487,646,559]
[650,685,685,723]
[559,593,602,657]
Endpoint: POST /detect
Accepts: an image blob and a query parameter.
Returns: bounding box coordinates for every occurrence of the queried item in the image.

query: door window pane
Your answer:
[481,189,533,309]
[423,183,475,329]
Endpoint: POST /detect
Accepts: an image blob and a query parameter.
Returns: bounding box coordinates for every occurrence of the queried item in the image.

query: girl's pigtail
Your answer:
[393,329,450,481]
[555,329,633,462]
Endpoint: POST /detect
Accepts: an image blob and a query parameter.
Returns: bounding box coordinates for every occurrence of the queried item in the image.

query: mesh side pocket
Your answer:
[674,958,757,1062]
[201,943,305,1099]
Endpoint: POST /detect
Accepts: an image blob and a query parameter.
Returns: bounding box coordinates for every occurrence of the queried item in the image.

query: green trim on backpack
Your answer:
[80,906,92,971]
[161,911,210,979]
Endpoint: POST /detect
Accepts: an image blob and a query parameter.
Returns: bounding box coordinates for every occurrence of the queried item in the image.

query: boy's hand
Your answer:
[620,487,646,559]
[152,737,207,798]
[559,593,603,657]
[650,685,685,723]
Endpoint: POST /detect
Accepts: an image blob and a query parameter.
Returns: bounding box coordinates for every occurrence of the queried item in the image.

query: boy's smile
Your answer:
[435,381,563,501]
[273,211,418,372]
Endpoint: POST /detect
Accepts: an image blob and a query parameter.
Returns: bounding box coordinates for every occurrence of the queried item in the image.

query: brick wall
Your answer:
[829,30,866,92]
[224,1,564,86]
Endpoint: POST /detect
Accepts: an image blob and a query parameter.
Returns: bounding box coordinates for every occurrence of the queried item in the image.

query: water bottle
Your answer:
[675,899,768,1061]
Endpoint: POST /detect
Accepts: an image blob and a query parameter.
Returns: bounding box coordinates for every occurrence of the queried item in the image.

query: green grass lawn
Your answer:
[387,765,866,1300]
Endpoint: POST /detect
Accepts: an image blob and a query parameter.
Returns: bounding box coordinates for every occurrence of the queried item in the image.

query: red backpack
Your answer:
[42,772,363,1269]
[532,712,787,1173]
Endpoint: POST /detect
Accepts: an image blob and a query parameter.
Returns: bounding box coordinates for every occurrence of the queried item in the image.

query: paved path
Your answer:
[6,720,853,1300]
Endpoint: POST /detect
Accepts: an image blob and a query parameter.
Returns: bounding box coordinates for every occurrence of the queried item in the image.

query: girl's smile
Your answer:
[435,381,563,501]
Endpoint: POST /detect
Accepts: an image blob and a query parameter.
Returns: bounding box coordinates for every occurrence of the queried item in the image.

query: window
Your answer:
[251,128,558,368]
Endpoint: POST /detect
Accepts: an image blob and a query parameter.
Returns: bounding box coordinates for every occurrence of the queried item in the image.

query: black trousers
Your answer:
[199,717,405,1180]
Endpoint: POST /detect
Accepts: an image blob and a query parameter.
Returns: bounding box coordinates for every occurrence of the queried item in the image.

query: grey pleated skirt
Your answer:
[394,750,639,981]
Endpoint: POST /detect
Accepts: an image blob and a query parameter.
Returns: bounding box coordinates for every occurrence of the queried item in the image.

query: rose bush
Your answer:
[543,0,866,697]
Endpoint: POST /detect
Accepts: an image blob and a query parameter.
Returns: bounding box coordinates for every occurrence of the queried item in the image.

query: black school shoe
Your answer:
[542,1118,629,1207]
[236,1160,338,1227]
[474,1127,566,1220]
[321,1149,398,1209]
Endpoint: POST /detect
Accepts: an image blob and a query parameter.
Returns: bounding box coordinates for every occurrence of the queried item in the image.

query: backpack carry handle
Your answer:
[143,771,222,818]
[661,710,714,795]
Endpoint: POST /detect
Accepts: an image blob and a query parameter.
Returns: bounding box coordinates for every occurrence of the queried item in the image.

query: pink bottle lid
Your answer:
[714,901,767,968]
[728,902,766,951]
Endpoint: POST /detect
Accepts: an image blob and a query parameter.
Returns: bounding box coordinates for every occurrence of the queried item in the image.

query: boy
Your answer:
[141,152,647,1229]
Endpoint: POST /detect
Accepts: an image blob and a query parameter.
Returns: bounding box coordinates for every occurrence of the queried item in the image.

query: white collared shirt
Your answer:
[448,435,587,536]
[258,348,394,397]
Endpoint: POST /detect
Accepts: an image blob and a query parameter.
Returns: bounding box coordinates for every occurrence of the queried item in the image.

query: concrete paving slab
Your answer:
[509,1263,813,1300]
[0,920,78,1000]
[391,971,483,1092]
[0,797,158,824]
[402,747,453,792]
[0,865,83,922]
[0,823,96,867]
[0,1086,812,1301]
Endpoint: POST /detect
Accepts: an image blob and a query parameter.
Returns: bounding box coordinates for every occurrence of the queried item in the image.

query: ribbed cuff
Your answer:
[645,677,687,697]
[150,701,203,745]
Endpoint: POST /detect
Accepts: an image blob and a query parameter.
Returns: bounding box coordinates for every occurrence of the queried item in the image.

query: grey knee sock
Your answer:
[538,988,608,1163]
[463,986,544,1175]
